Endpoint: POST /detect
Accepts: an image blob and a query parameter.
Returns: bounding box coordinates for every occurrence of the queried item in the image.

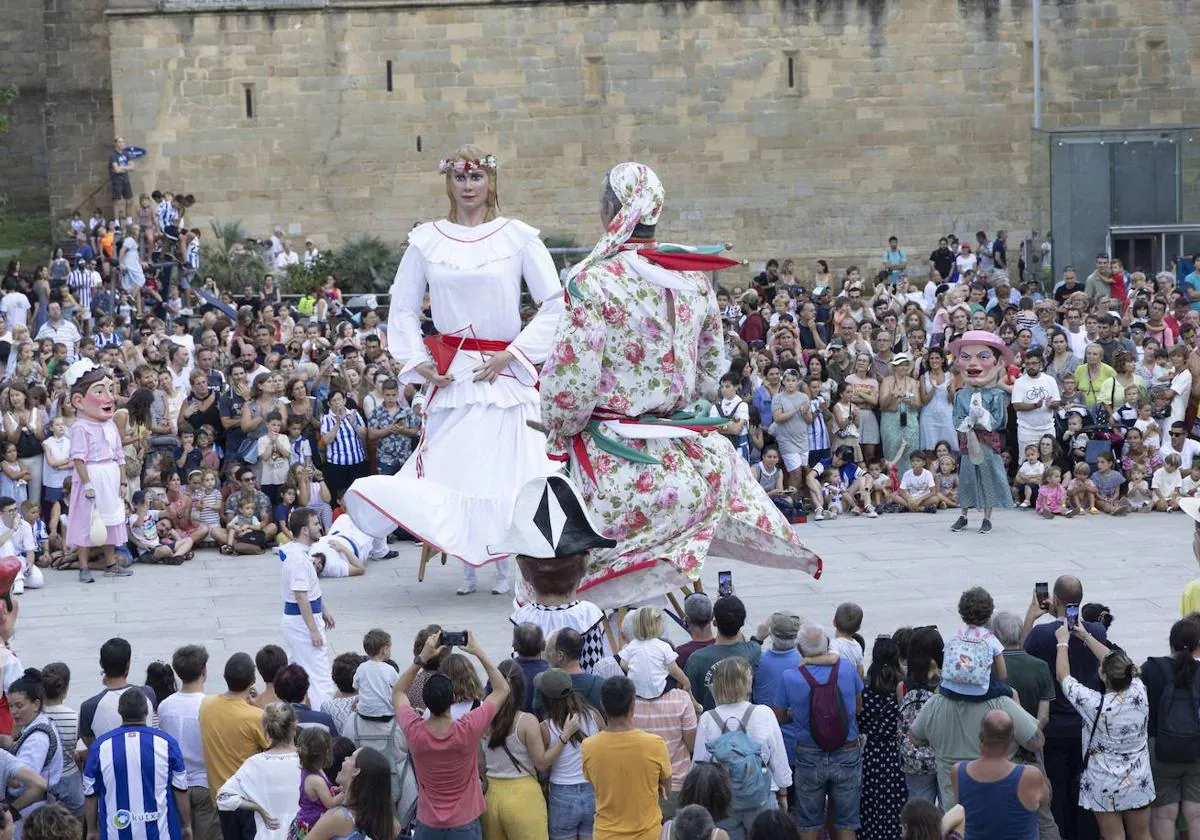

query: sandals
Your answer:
[219,545,236,555]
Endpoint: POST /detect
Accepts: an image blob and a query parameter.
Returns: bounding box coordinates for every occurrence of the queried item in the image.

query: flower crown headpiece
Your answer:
[437,154,498,175]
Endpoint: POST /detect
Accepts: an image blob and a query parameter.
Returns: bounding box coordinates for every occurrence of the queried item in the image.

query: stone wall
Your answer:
[105,0,1200,272]
[0,0,48,213]
[45,0,116,222]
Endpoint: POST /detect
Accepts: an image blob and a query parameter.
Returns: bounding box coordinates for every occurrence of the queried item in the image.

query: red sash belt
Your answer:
[423,335,510,375]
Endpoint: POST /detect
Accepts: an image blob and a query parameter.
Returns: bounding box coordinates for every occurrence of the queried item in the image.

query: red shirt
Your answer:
[397,702,496,828]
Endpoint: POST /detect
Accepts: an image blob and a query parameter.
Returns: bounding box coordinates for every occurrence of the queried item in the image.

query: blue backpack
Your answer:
[704,706,772,812]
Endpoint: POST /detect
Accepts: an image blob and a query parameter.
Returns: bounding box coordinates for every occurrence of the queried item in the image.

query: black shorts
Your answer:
[110,177,132,201]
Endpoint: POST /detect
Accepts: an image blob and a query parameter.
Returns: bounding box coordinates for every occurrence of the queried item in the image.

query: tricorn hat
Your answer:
[489,475,616,559]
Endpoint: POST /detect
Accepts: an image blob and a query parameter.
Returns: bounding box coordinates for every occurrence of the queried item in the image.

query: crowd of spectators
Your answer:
[2,571,1197,840]
[714,241,1200,523]
[0,204,421,589]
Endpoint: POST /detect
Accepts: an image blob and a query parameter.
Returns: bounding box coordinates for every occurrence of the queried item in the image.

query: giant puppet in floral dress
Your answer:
[537,163,822,608]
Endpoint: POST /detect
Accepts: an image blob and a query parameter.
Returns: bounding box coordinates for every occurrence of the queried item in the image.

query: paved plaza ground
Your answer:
[18,511,1195,707]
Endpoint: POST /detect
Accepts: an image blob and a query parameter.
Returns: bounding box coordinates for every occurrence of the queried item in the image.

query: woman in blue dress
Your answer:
[919,346,958,451]
[949,331,1014,535]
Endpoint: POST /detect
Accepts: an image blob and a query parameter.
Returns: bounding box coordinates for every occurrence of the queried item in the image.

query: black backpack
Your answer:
[1155,659,1200,764]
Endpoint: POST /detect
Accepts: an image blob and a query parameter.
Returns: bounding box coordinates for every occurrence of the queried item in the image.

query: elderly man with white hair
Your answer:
[772,623,864,840]
[993,610,1063,840]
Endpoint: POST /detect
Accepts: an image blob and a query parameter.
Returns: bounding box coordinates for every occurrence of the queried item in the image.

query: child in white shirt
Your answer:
[353,628,399,719]
[894,451,937,513]
[1133,401,1161,451]
[1154,453,1184,511]
[1014,444,1045,508]
[1183,462,1200,498]
[831,602,865,677]
[1126,464,1152,512]
[618,606,692,700]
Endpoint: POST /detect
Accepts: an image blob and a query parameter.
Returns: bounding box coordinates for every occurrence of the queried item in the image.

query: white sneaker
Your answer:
[813,508,825,521]
[455,585,477,596]
[12,576,24,596]
[1018,500,1030,508]
[865,505,879,519]
[827,508,839,520]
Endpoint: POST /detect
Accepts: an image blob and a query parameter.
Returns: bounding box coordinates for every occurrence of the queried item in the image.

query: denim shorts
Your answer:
[549,782,595,840]
[412,820,481,840]
[793,744,862,831]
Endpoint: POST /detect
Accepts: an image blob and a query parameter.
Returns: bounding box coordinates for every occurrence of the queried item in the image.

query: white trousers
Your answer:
[281,612,335,709]
[462,557,512,592]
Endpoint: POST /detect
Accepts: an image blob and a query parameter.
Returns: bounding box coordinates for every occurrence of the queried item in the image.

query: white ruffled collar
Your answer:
[408,216,540,271]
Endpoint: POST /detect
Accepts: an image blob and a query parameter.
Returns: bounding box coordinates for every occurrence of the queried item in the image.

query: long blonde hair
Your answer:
[444,144,499,223]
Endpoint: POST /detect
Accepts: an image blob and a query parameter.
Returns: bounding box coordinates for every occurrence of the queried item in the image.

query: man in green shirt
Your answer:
[994,611,1054,729]
[684,596,763,710]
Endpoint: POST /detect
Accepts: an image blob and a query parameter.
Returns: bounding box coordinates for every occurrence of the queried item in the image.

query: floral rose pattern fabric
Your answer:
[540,252,823,608]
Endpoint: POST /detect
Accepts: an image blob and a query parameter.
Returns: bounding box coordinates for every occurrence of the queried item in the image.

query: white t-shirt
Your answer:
[1153,466,1183,498]
[281,541,321,605]
[832,636,864,673]
[900,468,935,497]
[1170,370,1193,431]
[353,659,399,718]
[156,691,209,788]
[1017,460,1046,481]
[618,637,676,699]
[956,253,977,278]
[1161,437,1200,472]
[0,292,30,330]
[1011,373,1061,434]
[711,396,749,425]
[1182,475,1200,497]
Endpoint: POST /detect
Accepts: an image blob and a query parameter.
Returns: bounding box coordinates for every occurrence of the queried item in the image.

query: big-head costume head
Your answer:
[439,144,499,224]
[491,475,616,598]
[66,359,116,421]
[948,329,1013,387]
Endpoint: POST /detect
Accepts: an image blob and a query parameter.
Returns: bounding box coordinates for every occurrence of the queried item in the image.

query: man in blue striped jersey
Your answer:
[83,689,193,840]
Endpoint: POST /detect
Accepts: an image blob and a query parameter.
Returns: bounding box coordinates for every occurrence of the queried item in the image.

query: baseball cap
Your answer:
[535,668,575,700]
[768,612,802,642]
[828,337,845,349]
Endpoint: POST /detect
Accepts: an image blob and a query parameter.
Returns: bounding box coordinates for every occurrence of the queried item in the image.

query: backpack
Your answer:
[800,660,850,752]
[1154,659,1200,764]
[943,629,994,689]
[897,687,936,775]
[704,706,772,812]
[346,714,416,826]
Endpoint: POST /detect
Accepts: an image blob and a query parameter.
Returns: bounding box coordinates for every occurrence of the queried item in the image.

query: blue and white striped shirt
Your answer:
[185,240,200,270]
[94,331,124,349]
[70,268,101,311]
[320,409,366,465]
[156,201,178,231]
[82,725,187,840]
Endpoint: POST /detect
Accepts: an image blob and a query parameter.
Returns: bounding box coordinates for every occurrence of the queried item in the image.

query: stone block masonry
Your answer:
[94,0,1200,269]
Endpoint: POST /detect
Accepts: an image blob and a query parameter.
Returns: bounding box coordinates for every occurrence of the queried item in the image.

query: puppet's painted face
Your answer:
[72,376,117,420]
[957,343,1002,386]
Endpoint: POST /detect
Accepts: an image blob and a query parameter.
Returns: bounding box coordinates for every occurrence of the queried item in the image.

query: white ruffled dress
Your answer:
[345,217,564,565]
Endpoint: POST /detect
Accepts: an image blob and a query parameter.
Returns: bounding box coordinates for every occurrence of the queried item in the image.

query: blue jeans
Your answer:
[793,744,862,832]
[412,821,481,840]
[548,782,595,840]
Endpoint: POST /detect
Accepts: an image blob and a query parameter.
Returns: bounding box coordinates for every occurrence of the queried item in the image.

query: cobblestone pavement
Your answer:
[20,510,1193,706]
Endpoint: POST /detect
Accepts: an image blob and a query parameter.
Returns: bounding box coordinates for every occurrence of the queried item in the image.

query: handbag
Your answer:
[235,436,260,465]
[88,506,108,546]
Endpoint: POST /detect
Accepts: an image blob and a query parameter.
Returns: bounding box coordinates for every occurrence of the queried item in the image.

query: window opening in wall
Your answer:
[386,60,394,92]
[244,85,255,119]
[787,56,795,89]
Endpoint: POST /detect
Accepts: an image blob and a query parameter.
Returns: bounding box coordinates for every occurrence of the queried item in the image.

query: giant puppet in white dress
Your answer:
[345,146,563,594]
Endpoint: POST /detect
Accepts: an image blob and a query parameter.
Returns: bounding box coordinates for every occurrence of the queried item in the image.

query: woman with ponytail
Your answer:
[8,668,61,830]
[1142,618,1200,839]
[1054,620,1154,838]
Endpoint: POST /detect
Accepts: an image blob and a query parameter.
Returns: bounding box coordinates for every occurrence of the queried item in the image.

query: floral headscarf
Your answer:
[568,162,665,282]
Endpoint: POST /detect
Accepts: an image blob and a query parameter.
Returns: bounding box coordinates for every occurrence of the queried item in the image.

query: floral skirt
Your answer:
[567,429,823,608]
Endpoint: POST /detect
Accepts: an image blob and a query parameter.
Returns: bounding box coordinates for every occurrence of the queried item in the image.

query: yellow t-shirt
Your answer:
[1181,578,1200,618]
[198,693,270,793]
[582,728,672,840]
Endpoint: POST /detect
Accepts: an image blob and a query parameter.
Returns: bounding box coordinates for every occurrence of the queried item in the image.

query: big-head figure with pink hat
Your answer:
[949,330,1014,534]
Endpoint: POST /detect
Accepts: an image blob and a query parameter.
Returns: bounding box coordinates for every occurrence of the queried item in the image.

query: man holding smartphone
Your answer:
[1022,575,1113,840]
